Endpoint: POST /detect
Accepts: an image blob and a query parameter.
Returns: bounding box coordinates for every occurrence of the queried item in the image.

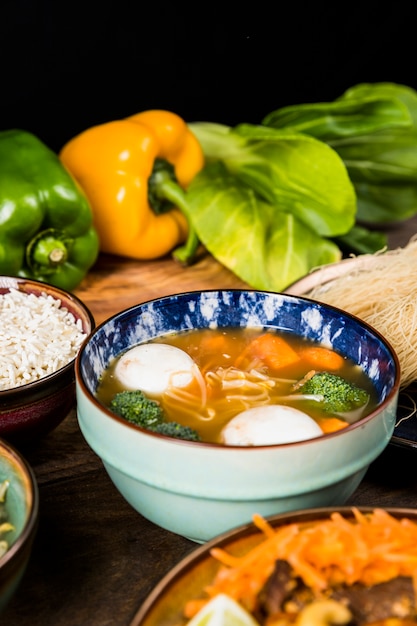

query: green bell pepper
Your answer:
[0,129,99,290]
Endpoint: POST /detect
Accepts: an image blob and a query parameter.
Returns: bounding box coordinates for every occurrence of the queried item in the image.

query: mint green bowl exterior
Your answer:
[75,290,400,543]
[0,439,39,613]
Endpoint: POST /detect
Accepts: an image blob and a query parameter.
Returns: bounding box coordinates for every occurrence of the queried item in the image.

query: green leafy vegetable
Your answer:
[188,122,357,237]
[184,162,342,291]
[182,85,417,292]
[182,122,357,291]
[333,224,388,256]
[262,91,411,140]
[263,82,417,225]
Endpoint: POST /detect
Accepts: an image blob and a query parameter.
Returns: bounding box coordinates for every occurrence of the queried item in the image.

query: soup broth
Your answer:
[97,328,379,444]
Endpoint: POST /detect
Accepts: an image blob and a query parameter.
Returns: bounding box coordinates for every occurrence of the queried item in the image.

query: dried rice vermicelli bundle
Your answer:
[305,237,417,389]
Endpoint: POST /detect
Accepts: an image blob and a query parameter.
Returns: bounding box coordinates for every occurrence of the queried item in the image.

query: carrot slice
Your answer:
[238,333,301,371]
[316,416,349,433]
[199,332,229,354]
[298,346,345,371]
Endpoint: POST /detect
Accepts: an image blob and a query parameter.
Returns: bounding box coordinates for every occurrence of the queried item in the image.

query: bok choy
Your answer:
[180,82,417,293]
[178,161,343,291]
[181,121,356,291]
[263,82,417,225]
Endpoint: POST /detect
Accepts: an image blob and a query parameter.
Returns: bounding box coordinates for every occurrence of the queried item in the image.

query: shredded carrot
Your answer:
[315,416,349,433]
[183,508,417,619]
[183,598,208,617]
[297,346,345,371]
[236,333,301,371]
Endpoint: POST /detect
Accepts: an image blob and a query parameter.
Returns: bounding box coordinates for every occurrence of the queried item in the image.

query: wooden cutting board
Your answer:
[73,216,417,327]
[74,249,249,326]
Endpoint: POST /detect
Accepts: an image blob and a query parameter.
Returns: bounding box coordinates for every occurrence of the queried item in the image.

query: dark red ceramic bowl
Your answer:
[0,276,95,444]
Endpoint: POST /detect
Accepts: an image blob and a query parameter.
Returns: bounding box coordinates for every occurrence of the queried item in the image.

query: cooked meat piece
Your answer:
[331,577,416,624]
[258,560,296,615]
[257,559,315,618]
[258,559,416,626]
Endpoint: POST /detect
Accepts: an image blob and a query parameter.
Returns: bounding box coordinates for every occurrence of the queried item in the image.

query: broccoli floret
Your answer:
[109,390,201,441]
[150,421,201,442]
[109,390,163,428]
[298,372,370,414]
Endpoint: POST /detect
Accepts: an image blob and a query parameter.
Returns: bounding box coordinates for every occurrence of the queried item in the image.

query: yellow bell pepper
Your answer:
[59,110,204,260]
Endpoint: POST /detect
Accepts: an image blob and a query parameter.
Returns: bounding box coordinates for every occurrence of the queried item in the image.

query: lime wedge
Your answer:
[186,593,260,626]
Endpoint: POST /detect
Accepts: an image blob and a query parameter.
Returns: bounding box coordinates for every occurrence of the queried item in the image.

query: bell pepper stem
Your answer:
[152,174,200,265]
[26,229,70,274]
[34,240,67,266]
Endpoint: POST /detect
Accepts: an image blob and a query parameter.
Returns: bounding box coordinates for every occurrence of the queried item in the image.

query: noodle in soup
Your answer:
[97,328,378,444]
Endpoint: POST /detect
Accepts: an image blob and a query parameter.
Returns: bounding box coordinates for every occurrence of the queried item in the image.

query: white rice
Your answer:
[0,288,87,391]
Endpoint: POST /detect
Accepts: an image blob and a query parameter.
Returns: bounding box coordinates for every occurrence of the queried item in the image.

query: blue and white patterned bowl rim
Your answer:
[79,290,398,403]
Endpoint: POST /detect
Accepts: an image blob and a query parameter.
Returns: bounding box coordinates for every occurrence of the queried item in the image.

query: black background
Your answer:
[1,1,415,152]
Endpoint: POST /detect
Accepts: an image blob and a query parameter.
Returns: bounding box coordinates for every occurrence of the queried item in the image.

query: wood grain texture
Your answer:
[74,250,249,326]
[3,224,417,626]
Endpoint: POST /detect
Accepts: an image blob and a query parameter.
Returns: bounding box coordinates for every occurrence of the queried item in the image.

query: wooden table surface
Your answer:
[4,218,417,626]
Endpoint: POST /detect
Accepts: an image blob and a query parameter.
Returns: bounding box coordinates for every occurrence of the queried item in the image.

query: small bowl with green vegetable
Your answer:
[0,437,39,614]
[75,289,400,543]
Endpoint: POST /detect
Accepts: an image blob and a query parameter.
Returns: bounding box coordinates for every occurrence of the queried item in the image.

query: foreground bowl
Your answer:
[131,506,417,626]
[76,289,400,543]
[0,438,39,613]
[0,276,95,444]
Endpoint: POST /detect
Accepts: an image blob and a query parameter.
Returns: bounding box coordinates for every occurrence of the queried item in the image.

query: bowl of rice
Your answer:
[0,276,95,444]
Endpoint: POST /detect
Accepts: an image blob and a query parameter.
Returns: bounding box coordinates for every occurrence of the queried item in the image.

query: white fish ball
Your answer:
[114,343,197,396]
[221,405,323,446]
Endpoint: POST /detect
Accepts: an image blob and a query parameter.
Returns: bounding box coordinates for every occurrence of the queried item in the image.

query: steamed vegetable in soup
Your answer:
[97,328,378,444]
